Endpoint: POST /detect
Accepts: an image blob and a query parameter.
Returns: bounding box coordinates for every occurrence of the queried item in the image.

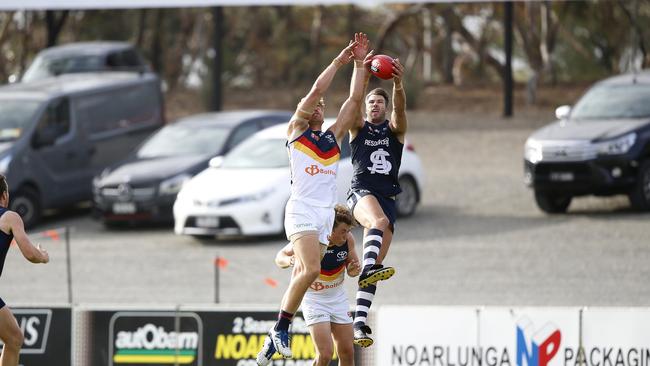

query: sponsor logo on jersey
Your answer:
[305,164,336,176]
[364,138,390,147]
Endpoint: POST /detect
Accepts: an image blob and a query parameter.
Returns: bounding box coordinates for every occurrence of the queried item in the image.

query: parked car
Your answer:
[524,70,650,213]
[93,110,292,225]
[20,41,149,83]
[173,120,424,238]
[0,72,165,227]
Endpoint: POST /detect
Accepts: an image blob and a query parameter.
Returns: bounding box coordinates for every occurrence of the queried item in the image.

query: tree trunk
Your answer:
[0,12,14,82]
[445,6,504,81]
[618,0,647,69]
[150,9,164,75]
[441,6,455,84]
[135,9,147,47]
[45,10,69,47]
[375,4,424,55]
[422,6,433,83]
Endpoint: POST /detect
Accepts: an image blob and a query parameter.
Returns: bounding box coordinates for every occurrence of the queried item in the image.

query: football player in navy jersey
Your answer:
[346,55,407,347]
[0,175,49,366]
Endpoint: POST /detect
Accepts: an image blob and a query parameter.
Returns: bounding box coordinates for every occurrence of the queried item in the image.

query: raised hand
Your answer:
[352,32,369,61]
[392,57,405,82]
[362,50,376,69]
[334,40,359,66]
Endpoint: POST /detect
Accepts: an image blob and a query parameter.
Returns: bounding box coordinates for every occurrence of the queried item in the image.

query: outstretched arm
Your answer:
[389,58,408,143]
[7,212,48,264]
[329,33,372,143]
[287,40,358,141]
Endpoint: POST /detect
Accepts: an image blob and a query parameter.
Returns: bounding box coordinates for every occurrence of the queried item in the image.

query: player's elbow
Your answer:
[288,118,308,133]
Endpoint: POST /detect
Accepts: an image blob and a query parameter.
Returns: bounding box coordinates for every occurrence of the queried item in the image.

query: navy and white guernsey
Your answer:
[350,120,404,197]
[0,207,14,278]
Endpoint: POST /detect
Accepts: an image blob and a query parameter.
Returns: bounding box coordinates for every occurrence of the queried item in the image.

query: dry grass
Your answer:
[164,82,591,124]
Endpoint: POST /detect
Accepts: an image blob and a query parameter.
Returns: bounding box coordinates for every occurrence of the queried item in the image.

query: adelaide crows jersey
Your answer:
[287,129,340,207]
[307,240,349,295]
[350,120,403,196]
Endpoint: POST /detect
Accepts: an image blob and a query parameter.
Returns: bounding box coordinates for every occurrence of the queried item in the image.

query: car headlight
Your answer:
[0,155,12,175]
[219,187,276,206]
[159,174,191,195]
[524,139,542,164]
[595,133,636,156]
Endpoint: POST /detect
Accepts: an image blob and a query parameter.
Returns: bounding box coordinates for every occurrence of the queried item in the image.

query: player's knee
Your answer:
[371,215,390,230]
[303,265,320,282]
[315,349,333,364]
[337,345,354,363]
[3,326,24,350]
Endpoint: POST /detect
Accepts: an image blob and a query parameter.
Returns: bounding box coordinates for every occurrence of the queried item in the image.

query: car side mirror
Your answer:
[555,105,571,120]
[209,156,223,168]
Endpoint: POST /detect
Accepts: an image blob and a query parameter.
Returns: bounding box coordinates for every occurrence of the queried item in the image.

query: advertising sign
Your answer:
[375,306,580,366]
[581,308,650,366]
[198,310,337,366]
[375,306,480,366]
[109,312,202,366]
[480,308,580,366]
[0,307,71,365]
[89,309,336,366]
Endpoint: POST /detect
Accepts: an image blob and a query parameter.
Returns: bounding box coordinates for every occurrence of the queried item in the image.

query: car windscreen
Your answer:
[22,55,105,82]
[221,137,289,168]
[136,124,229,158]
[570,83,650,120]
[0,100,42,142]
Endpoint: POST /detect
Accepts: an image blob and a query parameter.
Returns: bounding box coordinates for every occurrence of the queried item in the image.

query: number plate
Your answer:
[549,172,574,182]
[112,202,136,214]
[196,216,219,228]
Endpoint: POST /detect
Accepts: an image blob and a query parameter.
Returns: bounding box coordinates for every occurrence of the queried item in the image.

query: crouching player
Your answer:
[258,204,361,366]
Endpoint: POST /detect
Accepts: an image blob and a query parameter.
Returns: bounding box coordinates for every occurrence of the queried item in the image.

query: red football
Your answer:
[369,54,395,80]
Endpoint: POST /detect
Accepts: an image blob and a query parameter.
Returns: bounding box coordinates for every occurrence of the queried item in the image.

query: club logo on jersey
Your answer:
[305,164,336,176]
[324,133,335,144]
[367,148,392,175]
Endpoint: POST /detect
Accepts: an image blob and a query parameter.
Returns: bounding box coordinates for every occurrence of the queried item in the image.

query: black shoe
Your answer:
[358,265,395,288]
[353,325,373,347]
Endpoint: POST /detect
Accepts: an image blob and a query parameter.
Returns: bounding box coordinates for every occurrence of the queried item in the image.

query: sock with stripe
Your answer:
[354,284,377,328]
[274,310,294,331]
[361,228,383,273]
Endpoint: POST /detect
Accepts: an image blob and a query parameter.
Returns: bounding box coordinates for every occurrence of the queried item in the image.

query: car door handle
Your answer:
[65,151,76,159]
[88,146,96,156]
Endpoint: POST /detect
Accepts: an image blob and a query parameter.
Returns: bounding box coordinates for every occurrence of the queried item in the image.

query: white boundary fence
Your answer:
[3,305,649,366]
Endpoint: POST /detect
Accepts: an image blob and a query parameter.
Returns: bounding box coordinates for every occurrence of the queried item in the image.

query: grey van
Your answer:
[0,72,165,227]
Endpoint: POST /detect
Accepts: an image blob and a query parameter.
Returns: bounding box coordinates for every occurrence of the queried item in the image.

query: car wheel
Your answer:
[534,191,571,214]
[10,187,42,229]
[628,160,650,211]
[396,175,419,217]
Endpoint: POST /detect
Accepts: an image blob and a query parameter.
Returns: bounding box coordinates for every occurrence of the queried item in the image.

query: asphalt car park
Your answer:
[1,109,649,308]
